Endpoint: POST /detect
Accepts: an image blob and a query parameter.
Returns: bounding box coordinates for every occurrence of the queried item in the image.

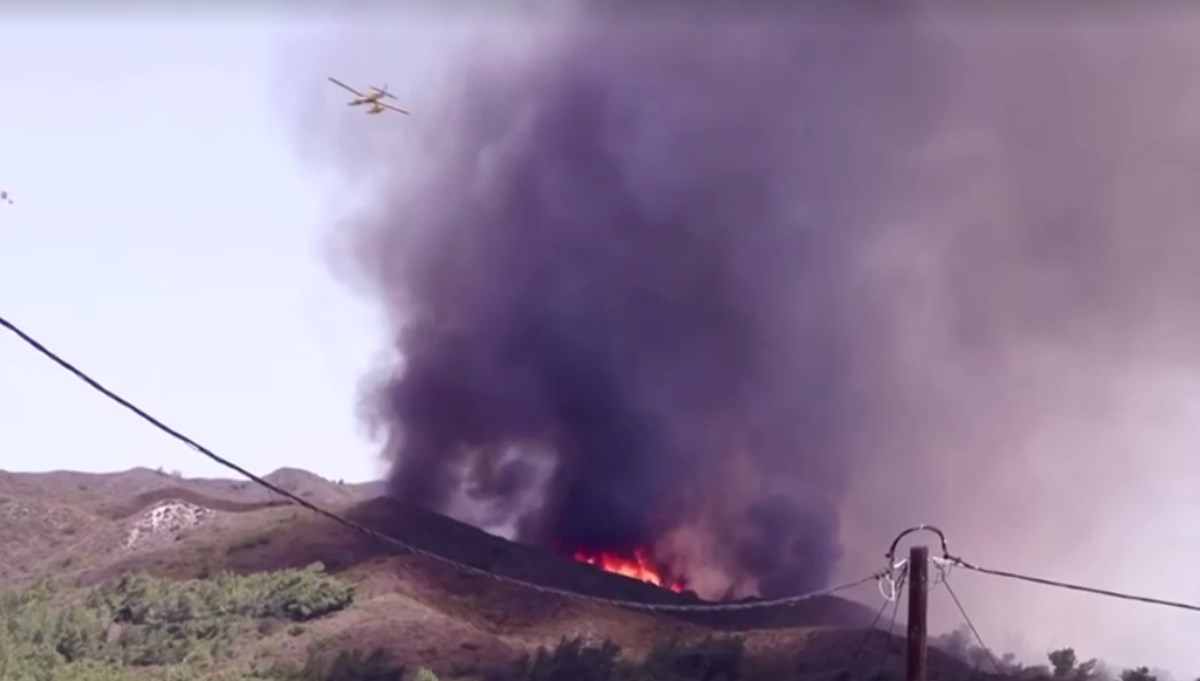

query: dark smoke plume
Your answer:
[325,3,1200,614]
[348,5,950,598]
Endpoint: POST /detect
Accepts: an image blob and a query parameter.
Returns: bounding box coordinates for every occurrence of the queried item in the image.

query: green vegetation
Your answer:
[293,648,405,681]
[488,637,1172,681]
[929,640,1169,681]
[0,563,354,681]
[94,562,354,626]
[279,637,749,681]
[0,568,1179,681]
[490,636,747,681]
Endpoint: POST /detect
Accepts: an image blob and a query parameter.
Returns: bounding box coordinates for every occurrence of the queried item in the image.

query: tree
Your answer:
[1048,648,1101,681]
[509,638,623,681]
[1050,649,1078,679]
[1121,668,1156,681]
[642,637,744,681]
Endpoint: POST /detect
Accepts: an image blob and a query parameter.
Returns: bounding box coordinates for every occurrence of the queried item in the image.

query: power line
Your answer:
[844,599,892,675]
[0,312,886,613]
[890,525,1200,615]
[932,561,1002,676]
[874,567,907,680]
[13,309,1198,668]
[943,555,1200,614]
[942,578,1001,675]
[844,562,908,676]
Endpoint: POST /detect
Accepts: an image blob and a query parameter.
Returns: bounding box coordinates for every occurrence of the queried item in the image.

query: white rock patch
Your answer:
[123,501,215,550]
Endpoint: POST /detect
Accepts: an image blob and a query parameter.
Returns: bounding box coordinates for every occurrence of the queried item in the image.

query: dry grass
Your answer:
[0,466,949,678]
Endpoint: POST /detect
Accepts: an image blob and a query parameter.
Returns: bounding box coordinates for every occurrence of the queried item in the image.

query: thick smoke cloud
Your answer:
[306,6,1200,651]
[346,5,950,598]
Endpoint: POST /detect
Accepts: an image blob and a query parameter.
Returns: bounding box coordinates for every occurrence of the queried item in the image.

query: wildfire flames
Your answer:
[571,547,686,592]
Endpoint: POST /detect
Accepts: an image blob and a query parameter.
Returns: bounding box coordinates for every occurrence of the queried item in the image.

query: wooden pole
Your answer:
[906,545,929,681]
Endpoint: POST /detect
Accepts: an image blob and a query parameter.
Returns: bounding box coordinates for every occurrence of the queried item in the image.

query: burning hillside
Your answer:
[318,2,1200,618]
[340,5,941,602]
[569,547,687,593]
[300,4,1200,670]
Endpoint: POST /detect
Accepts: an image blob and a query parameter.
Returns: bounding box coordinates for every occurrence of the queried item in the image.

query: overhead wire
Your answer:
[884,525,1200,615]
[943,555,1200,614]
[885,525,1200,681]
[932,558,1002,676]
[874,565,907,681]
[0,312,887,613]
[16,308,1196,622]
[843,600,892,678]
[13,302,1200,681]
[844,560,908,676]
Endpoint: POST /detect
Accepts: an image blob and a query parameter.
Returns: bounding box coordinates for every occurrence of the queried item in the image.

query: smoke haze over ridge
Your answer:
[286,3,1200,672]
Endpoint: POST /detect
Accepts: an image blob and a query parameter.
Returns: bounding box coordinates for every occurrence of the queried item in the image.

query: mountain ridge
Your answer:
[0,465,964,680]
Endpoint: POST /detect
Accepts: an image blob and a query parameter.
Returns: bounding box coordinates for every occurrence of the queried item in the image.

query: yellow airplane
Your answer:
[327,76,410,115]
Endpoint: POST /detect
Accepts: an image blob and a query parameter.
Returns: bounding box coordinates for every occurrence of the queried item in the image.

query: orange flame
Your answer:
[571,547,686,592]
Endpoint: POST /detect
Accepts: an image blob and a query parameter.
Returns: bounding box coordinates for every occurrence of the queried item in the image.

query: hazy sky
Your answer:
[0,17,393,482]
[2,10,1199,677]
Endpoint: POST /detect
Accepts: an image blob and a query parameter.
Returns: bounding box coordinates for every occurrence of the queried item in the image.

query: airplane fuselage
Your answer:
[329,78,402,115]
[350,89,387,106]
[329,77,395,109]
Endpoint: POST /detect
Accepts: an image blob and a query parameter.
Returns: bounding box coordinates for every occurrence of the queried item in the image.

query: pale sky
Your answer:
[0,16,403,483]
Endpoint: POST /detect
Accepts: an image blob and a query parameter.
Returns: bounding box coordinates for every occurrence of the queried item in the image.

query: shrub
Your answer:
[491,636,747,681]
[297,647,404,681]
[503,638,623,681]
[409,669,442,681]
[228,534,273,554]
[95,562,354,625]
[640,636,745,681]
[0,564,355,679]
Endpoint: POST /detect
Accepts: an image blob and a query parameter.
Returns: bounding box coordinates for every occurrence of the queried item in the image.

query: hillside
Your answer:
[0,467,970,681]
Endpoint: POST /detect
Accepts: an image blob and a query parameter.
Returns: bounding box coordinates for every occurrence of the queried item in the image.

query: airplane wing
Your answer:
[327,77,365,97]
[379,101,411,115]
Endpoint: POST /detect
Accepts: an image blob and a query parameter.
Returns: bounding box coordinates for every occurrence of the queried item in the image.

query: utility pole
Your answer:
[906,545,929,681]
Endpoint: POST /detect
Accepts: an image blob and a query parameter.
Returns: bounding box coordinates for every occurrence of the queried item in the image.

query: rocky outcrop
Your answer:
[123,501,216,550]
